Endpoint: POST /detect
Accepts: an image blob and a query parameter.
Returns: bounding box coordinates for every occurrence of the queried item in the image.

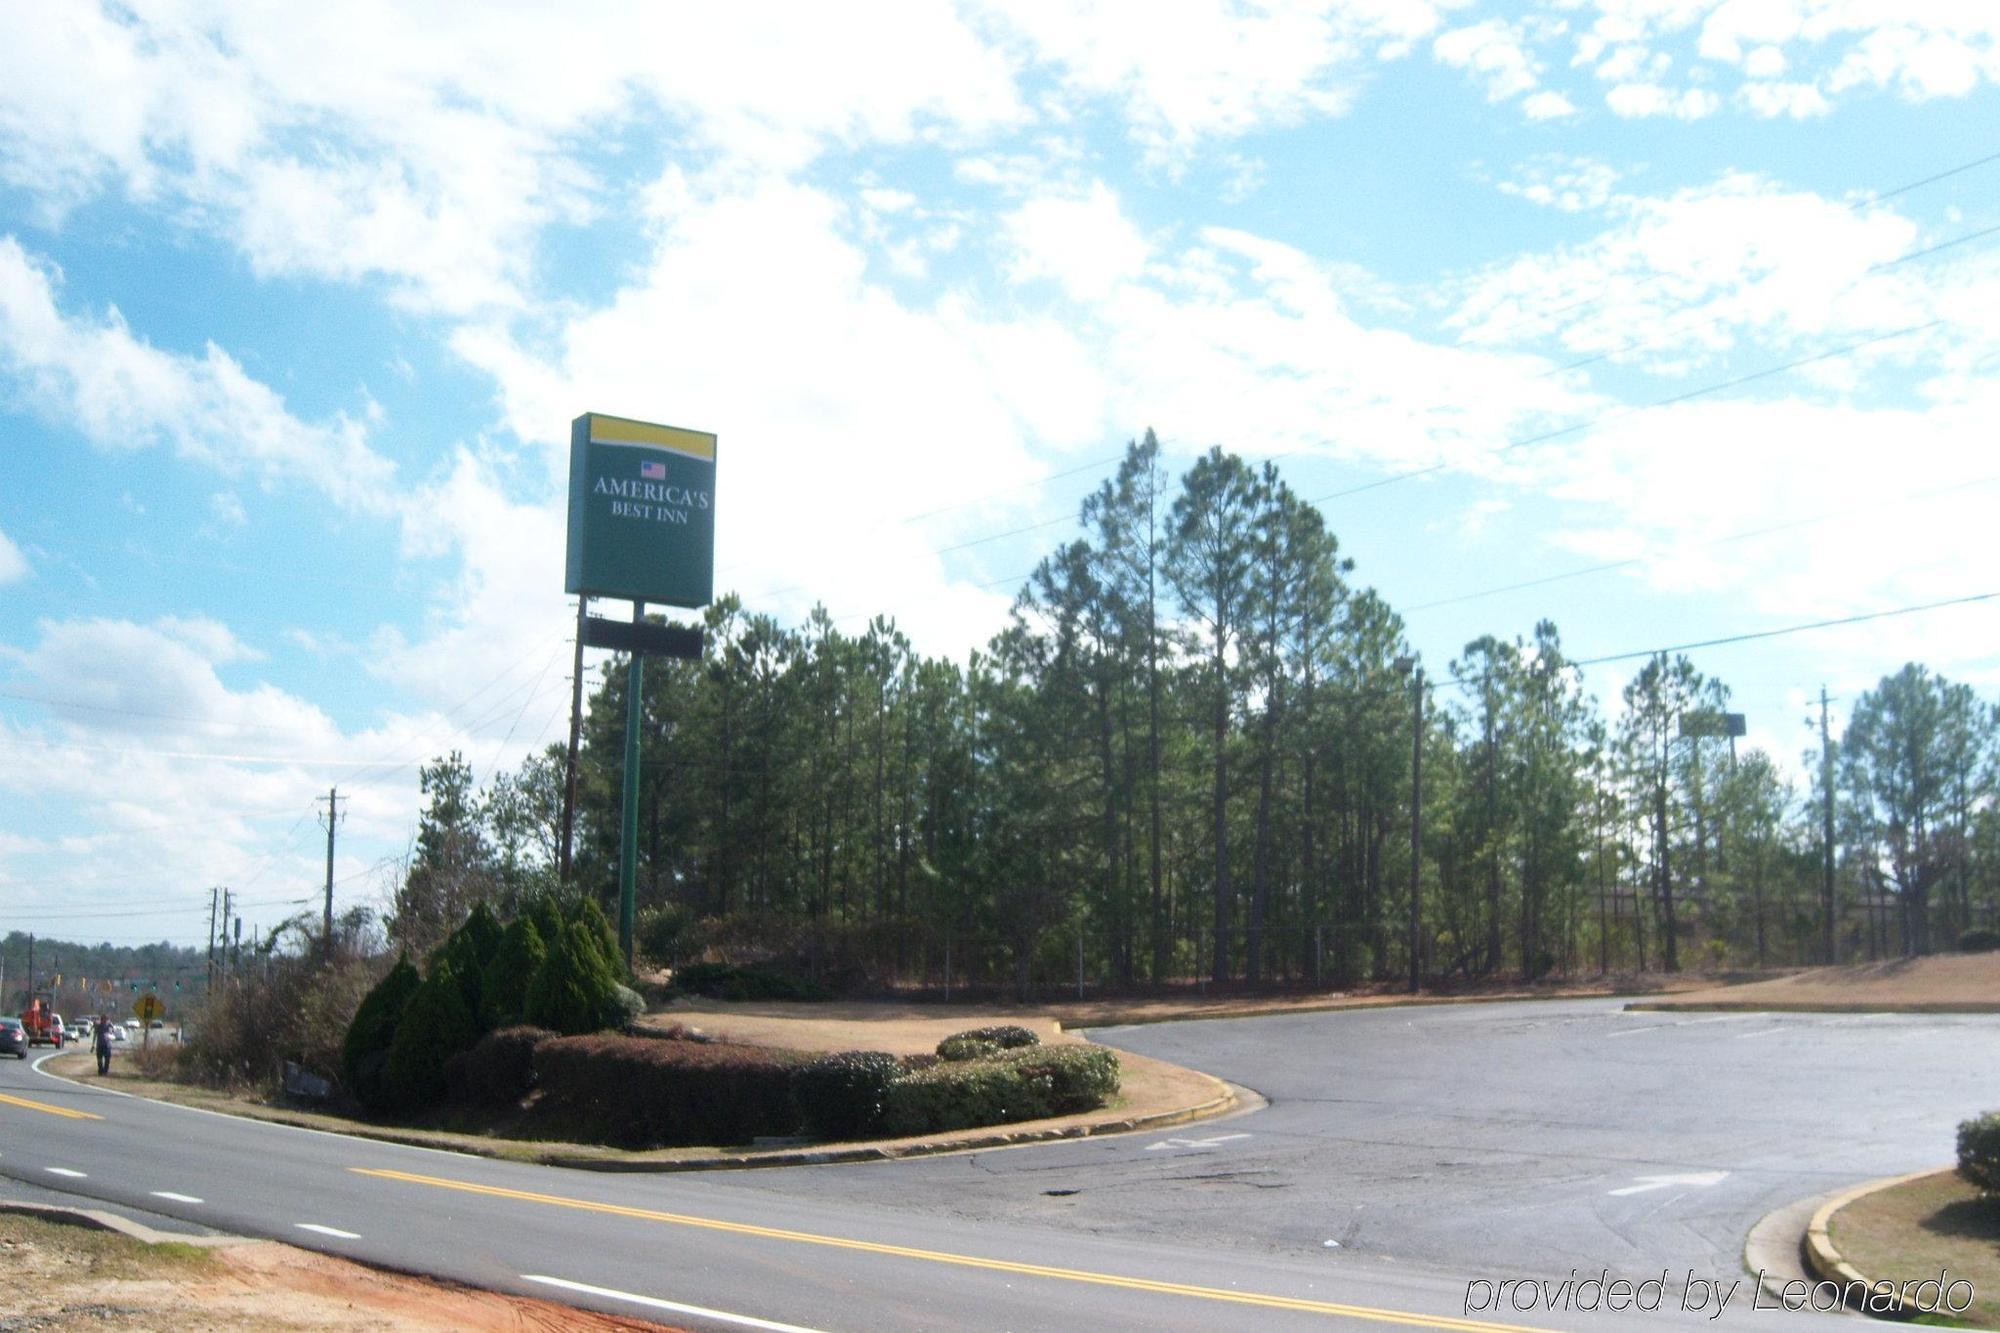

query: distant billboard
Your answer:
[1680,710,1746,739]
[565,412,716,608]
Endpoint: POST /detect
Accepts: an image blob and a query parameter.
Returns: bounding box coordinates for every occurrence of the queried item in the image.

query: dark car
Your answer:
[0,1017,26,1059]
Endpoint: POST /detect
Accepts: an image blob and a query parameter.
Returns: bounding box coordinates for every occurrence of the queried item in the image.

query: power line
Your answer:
[1567,590,1999,669]
[1306,318,1944,507]
[1403,469,2000,615]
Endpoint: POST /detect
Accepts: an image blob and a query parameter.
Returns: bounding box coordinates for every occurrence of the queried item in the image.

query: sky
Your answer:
[2,1,1998,953]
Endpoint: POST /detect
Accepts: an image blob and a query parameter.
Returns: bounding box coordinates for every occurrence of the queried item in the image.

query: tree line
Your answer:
[390,434,2000,992]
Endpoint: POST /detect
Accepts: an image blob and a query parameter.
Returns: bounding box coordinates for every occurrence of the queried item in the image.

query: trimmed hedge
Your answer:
[879,1045,1120,1137]
[446,1025,553,1107]
[532,1033,804,1147]
[1958,929,2000,954]
[792,1050,901,1140]
[936,1036,1002,1062]
[959,1025,1040,1050]
[1958,1111,2000,1193]
[936,1026,1038,1062]
[1000,1044,1119,1114]
[674,962,830,1002]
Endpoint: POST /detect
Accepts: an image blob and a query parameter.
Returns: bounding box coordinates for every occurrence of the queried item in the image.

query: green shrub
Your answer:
[433,902,505,1027]
[1958,929,2000,953]
[446,1025,552,1106]
[340,955,420,1110]
[936,1025,1039,1061]
[792,1050,901,1140]
[480,914,546,1031]
[879,1045,1120,1137]
[996,1044,1120,1114]
[960,1025,1040,1050]
[573,897,625,979]
[524,920,628,1036]
[637,904,691,965]
[1958,1112,2000,1193]
[936,1036,1001,1062]
[532,1032,803,1147]
[879,1060,1047,1137]
[383,960,478,1110]
[674,962,830,1002]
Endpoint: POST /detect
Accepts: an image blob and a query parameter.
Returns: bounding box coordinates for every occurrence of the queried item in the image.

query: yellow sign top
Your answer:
[587,413,716,463]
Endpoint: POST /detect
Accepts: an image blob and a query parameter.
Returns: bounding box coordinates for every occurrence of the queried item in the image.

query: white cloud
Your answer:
[1740,79,1832,116]
[1523,90,1581,118]
[1498,156,1627,213]
[1435,18,1545,104]
[0,237,399,514]
[1004,183,1152,301]
[1605,82,1722,118]
[1450,172,1970,372]
[0,3,1024,313]
[981,0,1448,154]
[0,527,26,583]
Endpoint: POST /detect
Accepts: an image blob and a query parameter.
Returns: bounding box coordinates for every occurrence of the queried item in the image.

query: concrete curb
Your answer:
[1628,1001,2000,1014]
[44,1051,1244,1175]
[0,1200,245,1248]
[1800,1169,1946,1320]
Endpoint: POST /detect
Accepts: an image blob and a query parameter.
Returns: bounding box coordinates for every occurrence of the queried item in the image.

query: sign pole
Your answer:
[618,599,646,971]
[559,593,589,885]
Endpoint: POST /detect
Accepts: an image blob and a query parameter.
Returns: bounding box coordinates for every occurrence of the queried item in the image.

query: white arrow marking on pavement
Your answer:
[151,1191,203,1204]
[1608,1171,1729,1197]
[45,1167,86,1178]
[524,1275,827,1332]
[1144,1133,1252,1151]
[295,1223,361,1239]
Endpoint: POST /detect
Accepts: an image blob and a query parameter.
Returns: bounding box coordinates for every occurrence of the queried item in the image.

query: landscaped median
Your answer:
[1799,1169,1996,1325]
[44,1008,1235,1171]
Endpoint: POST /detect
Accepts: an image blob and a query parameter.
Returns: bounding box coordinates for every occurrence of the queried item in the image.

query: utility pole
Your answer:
[219,889,232,982]
[1408,665,1424,995]
[25,933,33,995]
[206,888,220,995]
[1820,686,1837,965]
[317,788,342,957]
[559,594,589,884]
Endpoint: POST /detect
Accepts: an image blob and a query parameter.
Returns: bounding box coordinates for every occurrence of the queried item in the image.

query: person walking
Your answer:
[93,1016,112,1076]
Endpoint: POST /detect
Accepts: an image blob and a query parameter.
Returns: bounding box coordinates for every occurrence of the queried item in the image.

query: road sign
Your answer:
[565,412,717,608]
[134,993,165,1023]
[581,615,703,659]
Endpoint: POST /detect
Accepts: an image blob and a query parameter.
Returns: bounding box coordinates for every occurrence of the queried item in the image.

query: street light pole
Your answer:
[1403,662,1424,995]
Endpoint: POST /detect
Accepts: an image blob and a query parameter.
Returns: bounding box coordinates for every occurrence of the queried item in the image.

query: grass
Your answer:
[1829,1169,2000,1328]
[0,1212,217,1281]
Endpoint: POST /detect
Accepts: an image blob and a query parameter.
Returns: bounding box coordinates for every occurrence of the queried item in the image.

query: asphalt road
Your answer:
[2,997,1980,1330]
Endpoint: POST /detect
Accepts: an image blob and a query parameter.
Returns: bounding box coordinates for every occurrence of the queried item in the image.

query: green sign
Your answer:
[565,412,717,608]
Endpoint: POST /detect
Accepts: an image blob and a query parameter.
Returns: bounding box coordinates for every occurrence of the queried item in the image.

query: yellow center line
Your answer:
[353,1167,1554,1332]
[0,1091,103,1121]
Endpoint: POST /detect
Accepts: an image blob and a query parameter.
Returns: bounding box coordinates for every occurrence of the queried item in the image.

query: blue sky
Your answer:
[3,2,1998,950]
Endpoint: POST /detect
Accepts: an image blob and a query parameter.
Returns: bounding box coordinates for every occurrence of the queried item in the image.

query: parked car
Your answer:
[0,1017,25,1059]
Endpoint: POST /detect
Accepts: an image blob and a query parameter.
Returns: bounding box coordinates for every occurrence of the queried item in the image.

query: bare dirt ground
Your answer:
[0,1210,676,1331]
[1628,952,2000,1011]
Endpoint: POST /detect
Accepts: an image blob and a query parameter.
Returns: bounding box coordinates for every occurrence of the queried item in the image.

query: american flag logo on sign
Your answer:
[640,461,666,480]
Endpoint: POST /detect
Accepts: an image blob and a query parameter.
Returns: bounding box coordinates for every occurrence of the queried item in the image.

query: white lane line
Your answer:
[1606,1015,1747,1038]
[151,1191,204,1204]
[1733,1026,1784,1040]
[295,1223,361,1239]
[523,1276,826,1333]
[45,1167,86,1178]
